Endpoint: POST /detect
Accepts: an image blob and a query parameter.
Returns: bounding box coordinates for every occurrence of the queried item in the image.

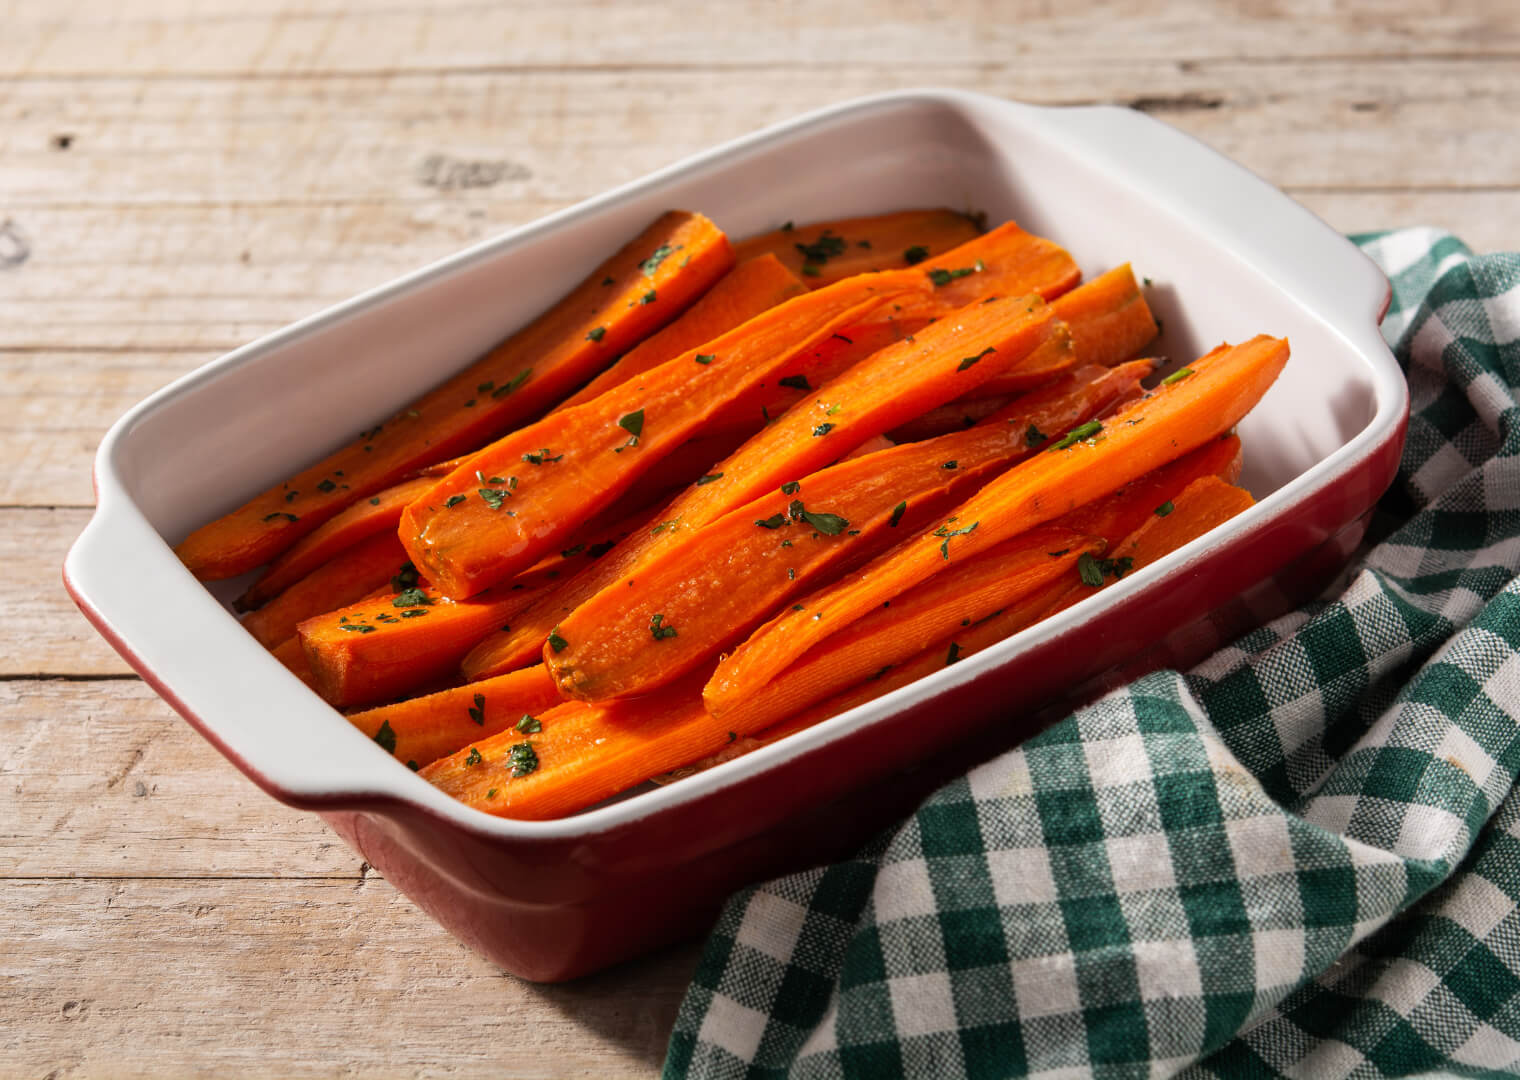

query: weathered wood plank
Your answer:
[3,62,1518,214]
[0,876,700,1079]
[0,677,362,875]
[2,0,1517,76]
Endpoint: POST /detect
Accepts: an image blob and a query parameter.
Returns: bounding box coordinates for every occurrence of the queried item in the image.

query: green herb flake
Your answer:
[486,787,498,799]
[445,494,467,508]
[586,326,607,342]
[369,497,381,506]
[1024,423,1047,447]
[649,613,678,641]
[903,245,930,265]
[941,460,958,470]
[696,473,723,486]
[547,628,569,653]
[694,353,715,365]
[618,409,645,438]
[315,478,337,493]
[392,587,433,609]
[927,265,976,287]
[640,289,657,305]
[492,368,532,398]
[516,714,542,734]
[479,488,509,510]
[780,220,794,231]
[888,500,907,528]
[468,693,486,726]
[285,491,298,503]
[957,346,995,372]
[1155,500,1175,517]
[464,746,483,766]
[800,264,820,278]
[372,720,397,754]
[521,448,563,465]
[508,741,539,777]
[601,276,615,287]
[754,513,787,529]
[946,642,963,666]
[391,562,420,591]
[1162,367,1195,386]
[262,512,300,523]
[780,481,800,495]
[787,568,795,580]
[800,508,850,535]
[560,544,585,559]
[1051,420,1104,451]
[1078,551,1106,588]
[408,760,420,772]
[778,374,811,391]
[340,623,376,634]
[400,609,429,618]
[794,232,846,265]
[934,519,979,560]
[640,245,676,275]
[477,380,495,393]
[812,423,834,437]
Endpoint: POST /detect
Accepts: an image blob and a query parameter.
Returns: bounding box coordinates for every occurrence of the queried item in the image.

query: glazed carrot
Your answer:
[237,476,435,611]
[347,665,562,771]
[461,356,1150,682]
[896,222,1081,313]
[734,209,983,287]
[400,272,933,599]
[704,336,1290,713]
[546,359,1141,703]
[175,211,733,581]
[704,436,1239,732]
[704,531,1101,732]
[239,531,411,650]
[550,255,807,413]
[1112,475,1255,571]
[301,505,660,707]
[1052,263,1158,367]
[421,670,735,821]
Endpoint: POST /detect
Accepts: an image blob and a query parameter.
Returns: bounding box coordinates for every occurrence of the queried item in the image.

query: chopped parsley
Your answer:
[1051,420,1104,451]
[812,423,833,437]
[391,562,420,591]
[941,460,958,470]
[1078,552,1135,587]
[1155,500,1175,517]
[794,231,846,266]
[780,481,800,495]
[618,409,645,438]
[957,346,995,372]
[696,473,723,486]
[340,623,375,634]
[934,519,979,560]
[445,494,467,508]
[586,326,607,342]
[641,244,676,275]
[508,742,539,777]
[754,513,787,529]
[649,613,678,640]
[946,642,963,665]
[640,289,657,305]
[694,353,715,365]
[516,714,542,734]
[316,478,337,493]
[888,500,907,528]
[778,374,811,391]
[492,368,532,398]
[468,694,486,726]
[521,448,563,465]
[1162,367,1195,386]
[478,487,511,510]
[927,265,977,287]
[392,587,433,608]
[547,628,569,652]
[400,609,429,618]
[262,512,299,523]
[373,720,397,753]
[369,497,381,506]
[1024,423,1046,447]
[799,507,849,535]
[464,746,483,766]
[903,245,930,265]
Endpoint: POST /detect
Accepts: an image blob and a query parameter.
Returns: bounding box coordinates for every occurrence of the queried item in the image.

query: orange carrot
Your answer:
[1052,263,1158,366]
[895,222,1081,313]
[347,665,562,770]
[239,531,411,650]
[550,254,807,413]
[399,272,934,599]
[175,211,733,580]
[462,357,1149,683]
[704,336,1289,714]
[271,636,317,688]
[237,476,435,611]
[734,209,983,287]
[1113,475,1255,571]
[887,395,1016,443]
[421,670,734,821]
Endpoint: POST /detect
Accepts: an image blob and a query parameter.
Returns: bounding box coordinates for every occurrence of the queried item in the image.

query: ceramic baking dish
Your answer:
[65,89,1405,982]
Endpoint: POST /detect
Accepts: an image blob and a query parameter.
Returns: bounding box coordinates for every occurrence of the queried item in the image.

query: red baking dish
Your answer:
[65,89,1405,981]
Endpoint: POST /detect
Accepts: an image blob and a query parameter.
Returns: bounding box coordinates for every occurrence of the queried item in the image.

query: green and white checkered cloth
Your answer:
[664,230,1520,1079]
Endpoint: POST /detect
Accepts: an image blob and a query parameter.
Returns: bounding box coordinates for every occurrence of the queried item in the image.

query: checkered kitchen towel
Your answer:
[664,230,1520,1078]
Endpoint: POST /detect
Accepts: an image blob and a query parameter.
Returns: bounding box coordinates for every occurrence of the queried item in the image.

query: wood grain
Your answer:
[3,0,1517,1075]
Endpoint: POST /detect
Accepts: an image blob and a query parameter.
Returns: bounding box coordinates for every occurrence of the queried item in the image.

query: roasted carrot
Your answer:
[734,209,983,287]
[239,531,411,650]
[1052,263,1158,367]
[237,476,435,611]
[347,665,562,771]
[400,272,934,599]
[896,222,1081,313]
[704,336,1289,713]
[421,670,735,821]
[887,394,1016,443]
[271,636,317,688]
[1112,475,1255,570]
[175,211,733,581]
[462,357,1150,682]
[550,254,807,414]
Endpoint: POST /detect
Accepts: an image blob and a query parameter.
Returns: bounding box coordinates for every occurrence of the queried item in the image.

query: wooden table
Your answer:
[4,2,1516,1075]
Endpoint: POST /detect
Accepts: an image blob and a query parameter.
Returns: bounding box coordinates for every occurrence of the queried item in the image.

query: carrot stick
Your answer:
[399,272,935,599]
[734,209,983,287]
[462,357,1150,683]
[347,665,562,771]
[1113,475,1255,570]
[271,636,317,688]
[175,210,733,581]
[1051,263,1158,366]
[421,670,734,821]
[550,254,806,414]
[704,336,1289,713]
[896,222,1081,313]
[706,533,1102,733]
[236,476,435,611]
[239,531,411,650]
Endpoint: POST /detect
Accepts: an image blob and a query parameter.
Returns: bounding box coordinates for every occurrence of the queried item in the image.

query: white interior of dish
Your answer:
[71,90,1400,836]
